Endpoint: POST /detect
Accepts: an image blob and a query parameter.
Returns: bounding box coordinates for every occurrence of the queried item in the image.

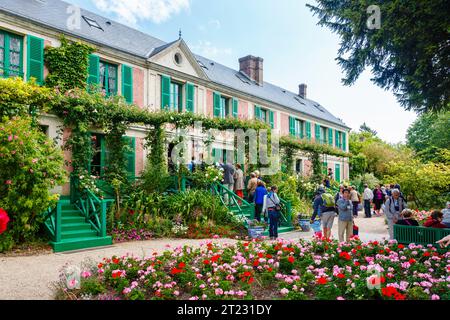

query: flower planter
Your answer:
[248,226,265,239]
[298,219,311,232]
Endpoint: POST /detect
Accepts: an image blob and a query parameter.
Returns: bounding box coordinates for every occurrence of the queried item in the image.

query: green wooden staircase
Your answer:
[212,183,295,235]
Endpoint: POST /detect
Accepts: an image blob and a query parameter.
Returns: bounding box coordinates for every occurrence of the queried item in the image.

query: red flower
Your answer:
[111,270,122,279]
[380,276,386,283]
[211,255,221,263]
[128,210,135,215]
[178,262,186,269]
[372,241,379,246]
[257,252,264,258]
[379,250,385,254]
[423,252,430,257]
[253,259,260,267]
[266,254,273,259]
[267,267,273,272]
[354,261,361,266]
[203,259,210,265]
[170,268,183,275]
[288,256,295,263]
[336,273,345,279]
[0,208,10,235]
[97,263,103,268]
[112,258,120,264]
[243,271,252,277]
[339,251,351,260]
[248,277,254,284]
[398,244,404,249]
[408,258,416,264]
[317,277,328,285]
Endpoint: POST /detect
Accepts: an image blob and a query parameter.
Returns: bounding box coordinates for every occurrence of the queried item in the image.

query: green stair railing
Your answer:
[42,200,63,243]
[212,183,254,223]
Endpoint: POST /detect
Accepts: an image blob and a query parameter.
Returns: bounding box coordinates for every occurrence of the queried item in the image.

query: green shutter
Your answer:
[185,83,194,113]
[232,98,238,118]
[342,132,347,151]
[26,35,44,84]
[306,121,311,140]
[121,64,133,104]
[161,75,171,110]
[100,135,108,177]
[335,164,341,182]
[328,128,333,146]
[269,110,274,129]
[335,130,340,148]
[87,54,100,89]
[289,116,295,136]
[213,92,221,117]
[314,124,321,142]
[322,162,328,175]
[123,136,136,179]
[254,105,261,120]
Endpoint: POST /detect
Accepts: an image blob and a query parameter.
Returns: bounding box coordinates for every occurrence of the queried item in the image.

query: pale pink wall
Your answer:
[343,162,349,181]
[62,127,73,195]
[303,159,313,177]
[206,89,213,117]
[280,113,289,135]
[238,99,249,120]
[43,39,52,80]
[133,67,144,108]
[135,137,144,176]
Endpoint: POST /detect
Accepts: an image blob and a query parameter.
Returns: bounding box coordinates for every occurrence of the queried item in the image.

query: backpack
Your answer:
[321,193,335,208]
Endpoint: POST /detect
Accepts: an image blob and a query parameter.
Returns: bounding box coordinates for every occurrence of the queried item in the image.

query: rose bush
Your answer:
[0,116,66,251]
[54,237,449,300]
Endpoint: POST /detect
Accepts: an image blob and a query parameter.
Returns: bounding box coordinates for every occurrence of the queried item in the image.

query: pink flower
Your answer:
[81,271,92,278]
[214,288,224,296]
[7,135,12,142]
[337,296,345,300]
[280,288,289,295]
[431,294,440,300]
[5,180,11,185]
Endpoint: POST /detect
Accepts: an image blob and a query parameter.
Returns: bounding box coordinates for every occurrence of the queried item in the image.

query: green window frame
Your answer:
[328,128,333,147]
[0,30,24,79]
[232,98,238,118]
[169,81,183,112]
[99,60,118,96]
[185,82,194,113]
[315,124,321,142]
[255,105,273,127]
[342,132,347,152]
[305,121,312,140]
[121,64,133,104]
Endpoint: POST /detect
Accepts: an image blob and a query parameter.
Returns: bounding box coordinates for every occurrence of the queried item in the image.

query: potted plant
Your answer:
[247,219,267,239]
[297,213,312,232]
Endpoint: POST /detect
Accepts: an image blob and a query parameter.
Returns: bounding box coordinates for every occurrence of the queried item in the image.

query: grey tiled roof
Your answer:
[0,0,349,129]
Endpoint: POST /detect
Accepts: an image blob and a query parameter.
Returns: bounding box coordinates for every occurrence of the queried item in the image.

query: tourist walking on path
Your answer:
[349,186,361,217]
[233,164,245,201]
[337,188,354,243]
[254,181,267,222]
[363,184,374,218]
[246,172,258,203]
[312,187,337,240]
[424,211,447,229]
[442,202,450,228]
[221,162,235,205]
[263,185,281,240]
[384,189,407,240]
[395,209,419,226]
[373,185,384,216]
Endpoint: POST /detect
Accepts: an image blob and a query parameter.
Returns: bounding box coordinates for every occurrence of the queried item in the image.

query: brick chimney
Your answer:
[299,83,307,99]
[239,55,264,85]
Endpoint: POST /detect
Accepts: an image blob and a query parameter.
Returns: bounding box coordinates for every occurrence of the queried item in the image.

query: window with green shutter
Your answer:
[99,61,117,96]
[0,30,24,79]
[296,119,304,139]
[232,98,238,118]
[121,64,133,104]
[27,35,43,84]
[123,136,136,179]
[305,121,311,140]
[213,92,221,117]
[315,124,321,142]
[328,128,333,146]
[169,81,183,112]
[335,130,340,148]
[289,116,295,136]
[161,75,171,110]
[87,54,99,90]
[335,163,341,182]
[342,132,347,151]
[185,83,194,113]
[268,110,274,129]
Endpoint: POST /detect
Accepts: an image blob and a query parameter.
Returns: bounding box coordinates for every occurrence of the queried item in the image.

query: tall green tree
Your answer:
[307,1,450,113]
[406,111,450,162]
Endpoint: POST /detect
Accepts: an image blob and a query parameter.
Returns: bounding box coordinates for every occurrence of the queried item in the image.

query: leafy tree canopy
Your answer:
[307,0,450,113]
[406,111,450,162]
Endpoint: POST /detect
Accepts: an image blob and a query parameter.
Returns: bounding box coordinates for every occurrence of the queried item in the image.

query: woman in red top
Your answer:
[424,211,448,229]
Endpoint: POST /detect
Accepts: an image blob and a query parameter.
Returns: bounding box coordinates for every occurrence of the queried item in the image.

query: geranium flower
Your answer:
[288,256,295,263]
[317,277,328,285]
[0,208,10,235]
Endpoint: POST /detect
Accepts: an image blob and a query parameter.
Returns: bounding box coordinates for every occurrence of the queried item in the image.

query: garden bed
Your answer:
[54,237,449,300]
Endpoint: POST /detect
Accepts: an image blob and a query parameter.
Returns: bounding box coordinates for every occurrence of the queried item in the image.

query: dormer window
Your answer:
[82,16,103,31]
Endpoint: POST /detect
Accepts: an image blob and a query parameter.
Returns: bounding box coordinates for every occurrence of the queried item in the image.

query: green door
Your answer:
[335,163,341,182]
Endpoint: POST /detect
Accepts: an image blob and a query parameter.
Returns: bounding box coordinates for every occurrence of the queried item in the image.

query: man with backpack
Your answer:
[311,186,337,240]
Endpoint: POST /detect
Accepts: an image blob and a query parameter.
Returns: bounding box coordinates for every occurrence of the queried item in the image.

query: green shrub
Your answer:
[0,117,66,251]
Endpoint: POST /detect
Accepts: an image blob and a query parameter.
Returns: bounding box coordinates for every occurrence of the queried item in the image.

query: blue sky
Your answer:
[67,0,417,143]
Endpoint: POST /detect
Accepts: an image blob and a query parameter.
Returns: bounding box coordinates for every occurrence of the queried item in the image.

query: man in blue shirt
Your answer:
[254,181,268,222]
[311,186,336,239]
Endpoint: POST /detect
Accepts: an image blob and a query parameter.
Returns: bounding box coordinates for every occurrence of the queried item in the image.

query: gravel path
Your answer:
[0,215,388,300]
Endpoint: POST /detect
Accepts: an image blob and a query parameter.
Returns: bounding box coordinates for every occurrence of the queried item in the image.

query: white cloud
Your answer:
[190,40,232,58]
[92,0,190,25]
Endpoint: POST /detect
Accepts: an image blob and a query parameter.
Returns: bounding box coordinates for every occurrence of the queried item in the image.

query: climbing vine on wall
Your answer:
[44,35,94,91]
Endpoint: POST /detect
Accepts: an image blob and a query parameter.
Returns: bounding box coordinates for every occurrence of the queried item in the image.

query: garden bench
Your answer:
[394,224,450,253]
